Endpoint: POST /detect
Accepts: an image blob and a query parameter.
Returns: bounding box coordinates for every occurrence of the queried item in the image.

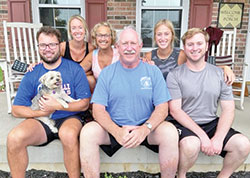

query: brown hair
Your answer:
[182,28,209,45]
[36,26,61,43]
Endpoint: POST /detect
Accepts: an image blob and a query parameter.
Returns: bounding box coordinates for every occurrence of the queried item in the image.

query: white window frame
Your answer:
[136,0,190,52]
[31,0,85,24]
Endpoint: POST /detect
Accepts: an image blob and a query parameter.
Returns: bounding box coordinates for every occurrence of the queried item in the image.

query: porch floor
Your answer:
[0,92,249,173]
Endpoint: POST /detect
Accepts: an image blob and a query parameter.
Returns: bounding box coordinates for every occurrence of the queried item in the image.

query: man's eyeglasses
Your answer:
[38,43,59,50]
[96,34,111,39]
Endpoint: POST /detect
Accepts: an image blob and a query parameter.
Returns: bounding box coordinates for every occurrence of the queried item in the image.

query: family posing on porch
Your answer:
[6,15,250,178]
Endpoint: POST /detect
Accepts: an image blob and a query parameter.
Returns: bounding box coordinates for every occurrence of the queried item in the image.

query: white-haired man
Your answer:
[80,26,179,178]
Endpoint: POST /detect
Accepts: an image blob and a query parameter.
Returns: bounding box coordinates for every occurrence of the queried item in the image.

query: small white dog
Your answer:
[31,71,78,133]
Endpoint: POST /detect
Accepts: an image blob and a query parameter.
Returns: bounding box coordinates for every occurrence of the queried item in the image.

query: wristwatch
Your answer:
[144,122,152,131]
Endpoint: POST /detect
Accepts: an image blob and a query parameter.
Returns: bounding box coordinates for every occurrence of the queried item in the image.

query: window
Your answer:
[136,0,189,51]
[32,0,85,41]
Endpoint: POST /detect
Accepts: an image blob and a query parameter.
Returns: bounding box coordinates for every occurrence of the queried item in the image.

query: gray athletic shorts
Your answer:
[168,116,240,157]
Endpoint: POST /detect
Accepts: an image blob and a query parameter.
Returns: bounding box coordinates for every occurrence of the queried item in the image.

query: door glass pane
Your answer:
[141,9,182,47]
[141,29,153,47]
[57,28,68,41]
[39,8,80,41]
[40,8,54,26]
[54,0,81,5]
[55,9,80,27]
[39,0,80,4]
[39,0,52,4]
[141,11,153,28]
[142,0,182,7]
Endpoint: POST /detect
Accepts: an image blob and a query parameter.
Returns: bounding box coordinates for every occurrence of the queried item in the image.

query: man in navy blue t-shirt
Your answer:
[7,26,91,178]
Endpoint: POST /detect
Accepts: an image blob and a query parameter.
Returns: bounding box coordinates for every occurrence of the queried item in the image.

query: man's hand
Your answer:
[122,125,150,148]
[211,136,223,156]
[38,94,61,112]
[200,135,214,156]
[113,126,133,146]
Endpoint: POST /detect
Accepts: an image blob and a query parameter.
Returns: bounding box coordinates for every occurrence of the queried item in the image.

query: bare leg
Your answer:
[177,136,200,178]
[7,119,47,178]
[218,134,250,178]
[58,118,83,178]
[148,121,179,178]
[80,122,110,178]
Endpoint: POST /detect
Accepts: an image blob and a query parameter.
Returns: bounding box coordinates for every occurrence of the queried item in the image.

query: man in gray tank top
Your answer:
[167,28,250,178]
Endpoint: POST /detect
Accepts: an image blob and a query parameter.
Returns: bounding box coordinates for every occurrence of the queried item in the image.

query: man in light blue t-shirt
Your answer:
[167,28,250,178]
[80,26,179,178]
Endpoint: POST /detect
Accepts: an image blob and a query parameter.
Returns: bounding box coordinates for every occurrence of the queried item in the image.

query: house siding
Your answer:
[0,0,249,76]
[107,0,136,29]
[211,0,250,76]
[0,0,8,58]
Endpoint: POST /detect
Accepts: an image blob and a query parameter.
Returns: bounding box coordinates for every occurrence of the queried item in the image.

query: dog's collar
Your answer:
[40,84,57,94]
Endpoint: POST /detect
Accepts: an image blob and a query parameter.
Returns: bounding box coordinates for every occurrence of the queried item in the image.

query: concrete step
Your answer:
[0,140,250,173]
[0,92,249,173]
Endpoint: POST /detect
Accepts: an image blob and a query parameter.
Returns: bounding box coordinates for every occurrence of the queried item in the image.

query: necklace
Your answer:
[157,48,173,60]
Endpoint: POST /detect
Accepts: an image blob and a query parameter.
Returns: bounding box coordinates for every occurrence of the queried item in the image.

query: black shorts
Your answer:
[100,133,158,157]
[38,112,91,146]
[169,117,240,157]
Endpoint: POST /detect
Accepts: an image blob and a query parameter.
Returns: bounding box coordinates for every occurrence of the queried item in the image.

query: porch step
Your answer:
[0,92,249,173]
[0,139,250,173]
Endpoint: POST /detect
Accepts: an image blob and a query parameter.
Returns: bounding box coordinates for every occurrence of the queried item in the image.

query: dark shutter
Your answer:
[189,0,213,28]
[85,0,107,32]
[7,0,31,22]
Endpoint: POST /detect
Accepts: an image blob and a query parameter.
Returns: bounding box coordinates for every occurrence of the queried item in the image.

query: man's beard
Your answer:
[186,52,206,64]
[40,51,60,64]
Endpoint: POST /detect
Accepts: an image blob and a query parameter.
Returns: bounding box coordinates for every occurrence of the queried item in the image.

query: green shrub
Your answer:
[0,67,4,91]
[104,173,127,178]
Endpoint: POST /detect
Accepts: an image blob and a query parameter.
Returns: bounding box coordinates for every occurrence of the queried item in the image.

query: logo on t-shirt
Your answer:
[36,83,72,95]
[62,83,71,95]
[140,76,152,89]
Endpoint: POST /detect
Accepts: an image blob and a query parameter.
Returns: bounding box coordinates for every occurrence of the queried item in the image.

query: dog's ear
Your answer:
[39,73,47,84]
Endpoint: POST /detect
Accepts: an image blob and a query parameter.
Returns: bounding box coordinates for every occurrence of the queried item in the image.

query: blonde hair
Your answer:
[182,28,209,45]
[91,22,116,48]
[68,15,89,41]
[154,19,176,47]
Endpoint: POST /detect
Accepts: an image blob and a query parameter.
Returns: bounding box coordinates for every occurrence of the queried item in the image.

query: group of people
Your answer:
[6,15,250,178]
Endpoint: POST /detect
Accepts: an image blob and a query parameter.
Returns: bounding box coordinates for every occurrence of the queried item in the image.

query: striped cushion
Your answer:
[215,55,233,66]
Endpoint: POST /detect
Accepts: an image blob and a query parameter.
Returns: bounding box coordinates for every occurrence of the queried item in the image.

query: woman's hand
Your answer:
[142,52,155,65]
[142,57,155,65]
[27,61,42,72]
[223,66,235,85]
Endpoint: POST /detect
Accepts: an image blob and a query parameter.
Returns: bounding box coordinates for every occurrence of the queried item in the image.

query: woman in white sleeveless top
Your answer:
[80,22,119,92]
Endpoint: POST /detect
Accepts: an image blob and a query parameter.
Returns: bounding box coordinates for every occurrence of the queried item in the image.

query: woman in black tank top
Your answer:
[60,15,94,64]
[27,15,94,71]
[63,41,89,63]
